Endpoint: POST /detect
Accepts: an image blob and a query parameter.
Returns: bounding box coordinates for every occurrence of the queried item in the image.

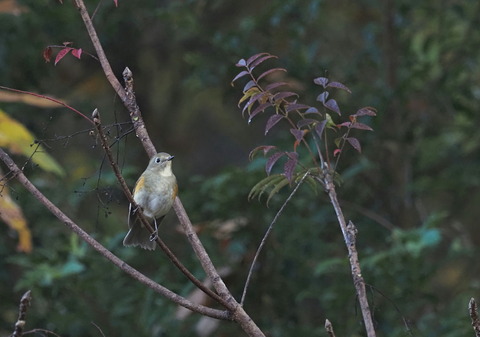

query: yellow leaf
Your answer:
[0,183,32,253]
[0,109,65,176]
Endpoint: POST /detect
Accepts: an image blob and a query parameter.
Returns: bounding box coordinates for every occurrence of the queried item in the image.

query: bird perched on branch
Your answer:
[123,152,177,250]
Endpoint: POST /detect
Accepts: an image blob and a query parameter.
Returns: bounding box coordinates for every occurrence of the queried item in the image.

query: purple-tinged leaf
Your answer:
[315,119,328,138]
[284,152,299,183]
[327,81,351,93]
[266,152,285,175]
[257,68,286,82]
[285,103,311,112]
[249,145,277,160]
[236,58,246,67]
[296,118,317,128]
[336,122,351,128]
[304,107,320,115]
[265,114,284,135]
[265,82,289,92]
[350,122,373,131]
[316,91,329,103]
[231,70,249,85]
[242,91,267,115]
[324,98,341,115]
[249,55,277,70]
[248,102,271,124]
[313,77,329,88]
[273,91,298,102]
[243,80,257,92]
[354,106,377,117]
[246,53,270,66]
[346,137,361,152]
[290,128,305,142]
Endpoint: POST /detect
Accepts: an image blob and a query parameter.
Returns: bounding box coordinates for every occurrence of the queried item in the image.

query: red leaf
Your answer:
[336,122,351,128]
[71,48,82,59]
[333,149,342,157]
[266,152,285,175]
[316,91,329,103]
[246,53,270,66]
[249,54,277,70]
[350,122,373,131]
[235,58,247,67]
[265,114,284,135]
[257,68,286,81]
[231,70,249,85]
[43,47,52,63]
[264,82,289,92]
[113,0,118,6]
[248,102,271,124]
[54,47,72,65]
[315,119,327,138]
[354,106,377,117]
[284,152,298,183]
[327,81,351,93]
[346,137,361,152]
[249,145,277,160]
[324,98,341,115]
[313,77,329,88]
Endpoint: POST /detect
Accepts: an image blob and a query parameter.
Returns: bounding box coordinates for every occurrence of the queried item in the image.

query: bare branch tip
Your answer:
[92,108,100,124]
[123,67,132,78]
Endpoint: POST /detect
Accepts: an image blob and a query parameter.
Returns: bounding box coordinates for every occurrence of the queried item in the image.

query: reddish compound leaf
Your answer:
[265,82,289,92]
[285,103,310,113]
[235,58,247,67]
[231,70,250,85]
[43,47,52,63]
[249,54,277,70]
[54,47,72,66]
[350,122,373,131]
[316,91,329,103]
[296,118,316,128]
[284,152,299,183]
[346,137,361,152]
[315,119,328,138]
[246,53,270,66]
[314,77,329,88]
[290,128,305,142]
[257,67,286,82]
[243,80,257,92]
[304,107,320,115]
[248,102,271,124]
[266,151,286,175]
[333,149,342,157]
[249,145,277,160]
[265,114,284,135]
[273,91,298,102]
[71,48,82,59]
[327,81,352,93]
[354,106,377,117]
[324,98,341,115]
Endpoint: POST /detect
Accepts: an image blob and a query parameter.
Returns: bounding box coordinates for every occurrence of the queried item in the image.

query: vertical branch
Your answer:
[469,298,480,337]
[11,290,32,337]
[324,170,376,337]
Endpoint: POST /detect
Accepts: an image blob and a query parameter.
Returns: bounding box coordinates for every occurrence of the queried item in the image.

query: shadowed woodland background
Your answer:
[1,0,480,336]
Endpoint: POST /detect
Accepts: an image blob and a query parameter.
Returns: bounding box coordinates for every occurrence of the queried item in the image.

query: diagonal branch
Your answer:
[0,148,229,321]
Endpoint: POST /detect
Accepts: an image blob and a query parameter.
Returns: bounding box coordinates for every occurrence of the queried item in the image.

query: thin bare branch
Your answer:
[241,170,310,306]
[469,298,480,337]
[11,290,32,337]
[325,319,336,337]
[0,148,229,321]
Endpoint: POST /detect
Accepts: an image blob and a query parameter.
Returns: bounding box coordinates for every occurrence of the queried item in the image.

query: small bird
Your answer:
[123,152,177,250]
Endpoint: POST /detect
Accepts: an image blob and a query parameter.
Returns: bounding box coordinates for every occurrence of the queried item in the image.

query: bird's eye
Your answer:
[155,157,161,163]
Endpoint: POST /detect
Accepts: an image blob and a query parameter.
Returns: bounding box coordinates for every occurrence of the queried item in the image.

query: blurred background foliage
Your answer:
[1,0,480,336]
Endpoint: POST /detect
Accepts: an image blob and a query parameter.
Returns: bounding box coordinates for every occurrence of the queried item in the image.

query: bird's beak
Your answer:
[167,155,175,161]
